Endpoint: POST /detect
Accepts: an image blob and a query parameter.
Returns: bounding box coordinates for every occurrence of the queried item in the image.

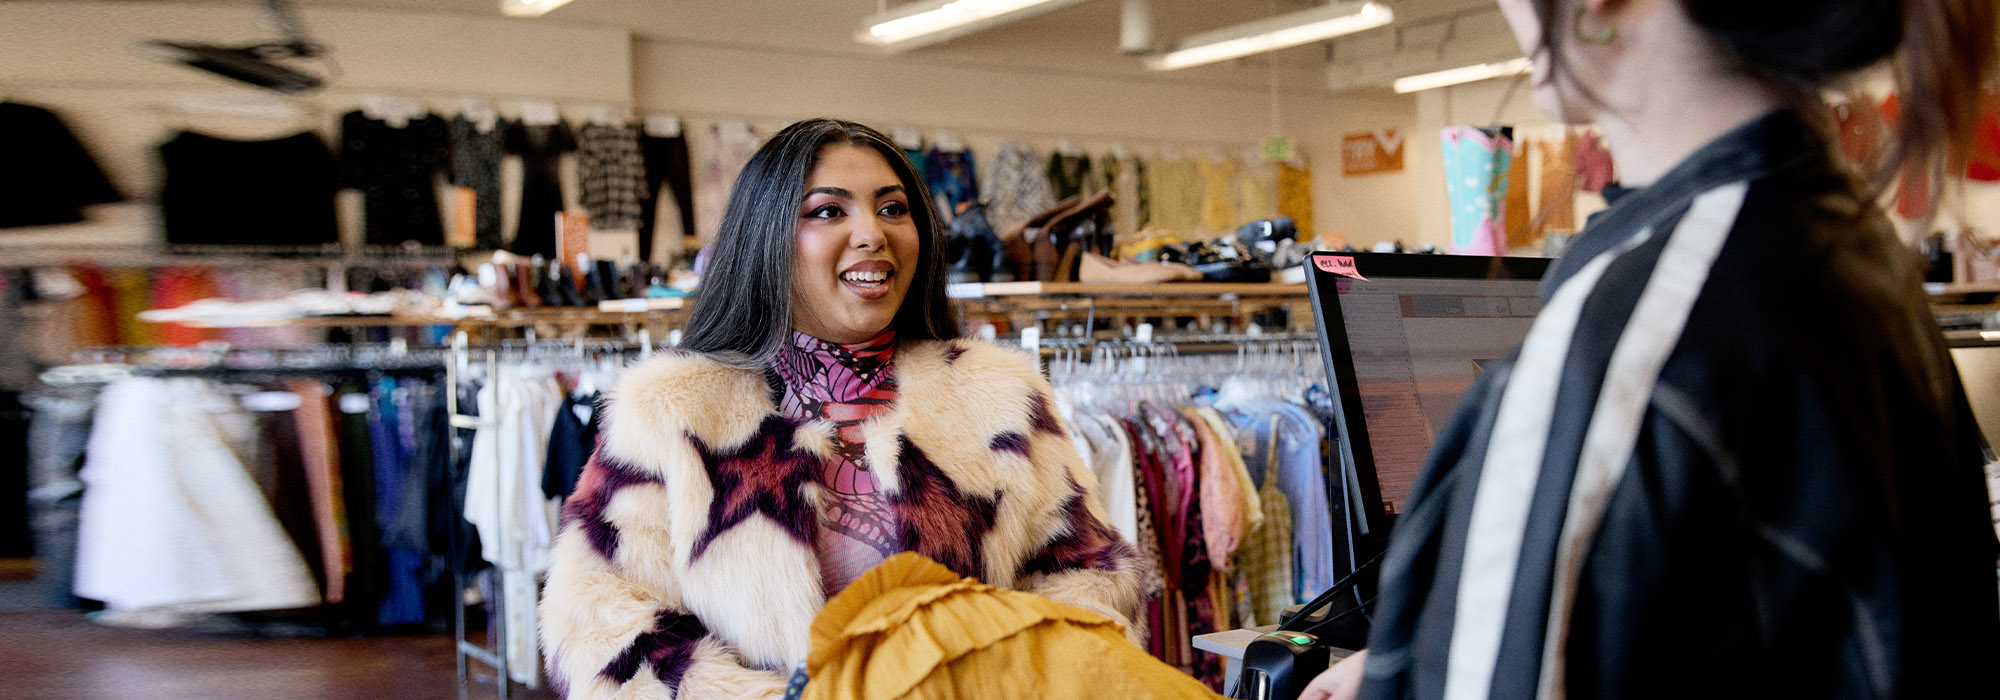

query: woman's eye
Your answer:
[879,201,908,217]
[807,204,843,219]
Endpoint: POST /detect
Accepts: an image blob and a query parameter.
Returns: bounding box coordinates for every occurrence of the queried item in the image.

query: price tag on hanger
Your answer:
[242,392,303,412]
[339,394,371,415]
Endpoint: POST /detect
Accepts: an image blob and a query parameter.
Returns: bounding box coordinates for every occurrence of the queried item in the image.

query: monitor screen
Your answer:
[1304,252,1553,533]
[1947,331,2000,460]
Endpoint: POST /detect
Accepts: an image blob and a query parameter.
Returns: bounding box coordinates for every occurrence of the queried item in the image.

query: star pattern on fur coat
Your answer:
[598,610,708,690]
[1019,477,1137,579]
[888,437,998,578]
[688,416,822,560]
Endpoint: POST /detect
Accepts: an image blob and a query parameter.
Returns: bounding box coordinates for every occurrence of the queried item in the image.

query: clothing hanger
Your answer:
[589,106,623,128]
[461,98,499,133]
[518,101,561,127]
[644,114,682,138]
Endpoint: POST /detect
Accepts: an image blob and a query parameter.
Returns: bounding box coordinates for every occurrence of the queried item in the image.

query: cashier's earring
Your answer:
[1574,5,1618,46]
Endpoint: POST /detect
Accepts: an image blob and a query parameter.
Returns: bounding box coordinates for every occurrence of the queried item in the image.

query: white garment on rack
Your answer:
[1056,394,1140,545]
[463,363,564,684]
[1080,414,1141,546]
[74,378,320,614]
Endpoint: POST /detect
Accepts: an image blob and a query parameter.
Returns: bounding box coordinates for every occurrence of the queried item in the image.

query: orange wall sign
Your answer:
[1342,129,1405,175]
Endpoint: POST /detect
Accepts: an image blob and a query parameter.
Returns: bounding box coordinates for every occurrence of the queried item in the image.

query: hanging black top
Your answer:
[159,130,338,247]
[447,115,511,250]
[0,101,122,228]
[1358,110,1999,700]
[338,110,449,247]
[506,119,575,259]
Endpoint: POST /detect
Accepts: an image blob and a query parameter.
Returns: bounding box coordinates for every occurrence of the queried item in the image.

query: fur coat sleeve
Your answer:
[539,339,1144,700]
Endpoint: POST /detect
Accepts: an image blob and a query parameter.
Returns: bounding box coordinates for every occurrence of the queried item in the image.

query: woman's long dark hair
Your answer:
[1531,0,1995,192]
[678,119,958,369]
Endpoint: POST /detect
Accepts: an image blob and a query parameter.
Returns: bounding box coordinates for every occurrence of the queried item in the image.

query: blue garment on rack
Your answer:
[923,148,978,222]
[368,376,426,627]
[1222,401,1337,603]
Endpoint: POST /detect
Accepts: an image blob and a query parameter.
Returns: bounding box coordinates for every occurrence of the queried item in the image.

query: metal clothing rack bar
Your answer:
[449,332,512,699]
[446,331,657,699]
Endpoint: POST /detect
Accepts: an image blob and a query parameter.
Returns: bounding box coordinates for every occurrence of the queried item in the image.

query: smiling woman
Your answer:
[678,119,955,368]
[537,119,1147,700]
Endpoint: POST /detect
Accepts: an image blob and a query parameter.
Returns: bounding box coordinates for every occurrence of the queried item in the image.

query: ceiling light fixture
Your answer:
[855,0,1094,52]
[501,0,580,19]
[1145,1,1393,71]
[1391,57,1532,93]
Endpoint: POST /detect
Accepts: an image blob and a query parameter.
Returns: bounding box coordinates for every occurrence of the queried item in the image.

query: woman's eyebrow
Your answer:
[805,186,852,199]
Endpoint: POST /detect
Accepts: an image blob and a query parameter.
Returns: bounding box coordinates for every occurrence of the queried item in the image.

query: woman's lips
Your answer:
[839,261,895,301]
[841,272,892,301]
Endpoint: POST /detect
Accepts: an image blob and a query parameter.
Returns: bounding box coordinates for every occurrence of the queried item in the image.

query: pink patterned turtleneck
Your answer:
[769,328,903,595]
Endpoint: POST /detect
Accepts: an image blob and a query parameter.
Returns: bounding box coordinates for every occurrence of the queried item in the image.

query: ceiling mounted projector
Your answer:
[147,0,327,94]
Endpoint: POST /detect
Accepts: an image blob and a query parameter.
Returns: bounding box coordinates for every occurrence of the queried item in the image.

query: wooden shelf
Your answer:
[155,304,687,329]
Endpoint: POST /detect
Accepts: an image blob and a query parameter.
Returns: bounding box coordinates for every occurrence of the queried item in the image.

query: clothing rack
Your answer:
[446,331,655,700]
[44,342,446,384]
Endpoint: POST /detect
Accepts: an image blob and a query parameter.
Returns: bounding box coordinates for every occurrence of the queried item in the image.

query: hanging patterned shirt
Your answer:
[575,122,648,230]
[768,329,903,595]
[984,142,1057,236]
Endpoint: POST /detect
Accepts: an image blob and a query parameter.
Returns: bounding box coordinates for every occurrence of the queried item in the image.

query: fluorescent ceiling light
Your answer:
[1146,1,1394,71]
[501,0,579,18]
[856,0,1090,52]
[1392,57,1532,93]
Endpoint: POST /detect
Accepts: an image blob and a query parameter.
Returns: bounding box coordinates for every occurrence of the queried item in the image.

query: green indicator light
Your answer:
[1291,636,1313,645]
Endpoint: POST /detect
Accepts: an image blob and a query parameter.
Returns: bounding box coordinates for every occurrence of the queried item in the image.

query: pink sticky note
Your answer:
[1315,255,1368,281]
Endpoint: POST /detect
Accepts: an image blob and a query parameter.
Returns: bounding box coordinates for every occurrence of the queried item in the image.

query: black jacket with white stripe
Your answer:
[1359,110,1999,700]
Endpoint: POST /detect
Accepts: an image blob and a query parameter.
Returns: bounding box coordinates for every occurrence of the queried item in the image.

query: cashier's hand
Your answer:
[1298,649,1368,700]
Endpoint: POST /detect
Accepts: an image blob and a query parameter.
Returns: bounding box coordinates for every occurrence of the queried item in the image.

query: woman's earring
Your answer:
[1574,5,1618,46]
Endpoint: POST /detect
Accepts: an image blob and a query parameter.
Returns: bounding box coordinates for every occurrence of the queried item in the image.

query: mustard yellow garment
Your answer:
[1146,157,1200,237]
[1236,162,1277,222]
[108,267,156,347]
[1277,161,1315,241]
[804,553,1225,700]
[1196,157,1237,234]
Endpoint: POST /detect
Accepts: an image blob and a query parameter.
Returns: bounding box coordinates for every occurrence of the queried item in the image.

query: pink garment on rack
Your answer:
[1180,407,1244,572]
[770,329,903,596]
[1577,131,1616,194]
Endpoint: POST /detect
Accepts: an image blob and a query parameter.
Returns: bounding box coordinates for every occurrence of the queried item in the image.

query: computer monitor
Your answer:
[1303,252,1553,549]
[1946,330,2000,461]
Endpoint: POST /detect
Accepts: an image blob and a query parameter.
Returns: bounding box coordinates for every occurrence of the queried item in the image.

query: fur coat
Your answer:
[539,339,1145,699]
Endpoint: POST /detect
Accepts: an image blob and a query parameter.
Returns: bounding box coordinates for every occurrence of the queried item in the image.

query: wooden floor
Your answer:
[1,610,558,700]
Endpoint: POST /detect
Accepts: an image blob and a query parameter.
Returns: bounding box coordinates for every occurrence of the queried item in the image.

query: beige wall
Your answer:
[0,1,1425,255]
[629,37,1419,247]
